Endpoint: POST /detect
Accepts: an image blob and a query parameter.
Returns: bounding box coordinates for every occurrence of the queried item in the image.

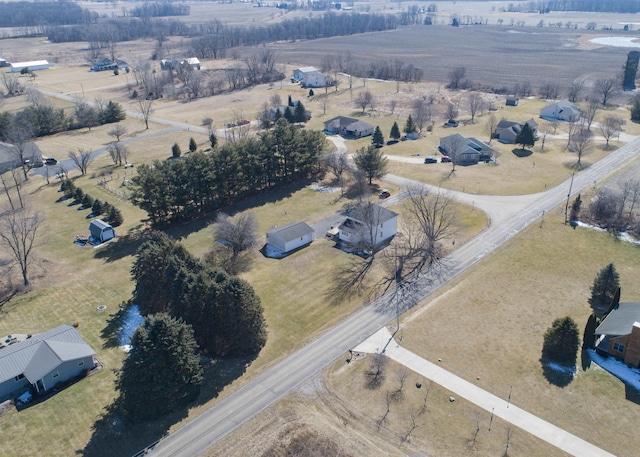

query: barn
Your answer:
[10,60,50,73]
[266,221,315,254]
[89,219,115,243]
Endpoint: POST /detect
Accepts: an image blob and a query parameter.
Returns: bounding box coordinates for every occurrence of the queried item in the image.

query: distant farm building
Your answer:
[324,116,374,138]
[0,324,96,401]
[506,95,519,106]
[266,221,315,254]
[540,100,581,122]
[293,66,318,81]
[92,57,129,72]
[89,219,115,243]
[10,60,50,73]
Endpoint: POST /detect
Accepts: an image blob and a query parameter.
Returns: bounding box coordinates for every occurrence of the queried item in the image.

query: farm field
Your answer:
[2,5,640,456]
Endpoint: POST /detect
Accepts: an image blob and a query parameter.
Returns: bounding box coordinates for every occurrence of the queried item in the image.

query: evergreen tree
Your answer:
[390,122,401,141]
[589,263,620,318]
[108,206,124,227]
[209,131,217,149]
[372,126,384,147]
[103,101,126,124]
[117,313,203,423]
[353,145,388,185]
[632,96,640,122]
[81,193,94,209]
[516,122,536,150]
[287,94,294,106]
[403,115,417,134]
[284,106,294,123]
[74,187,85,203]
[294,101,307,123]
[308,89,314,97]
[189,137,197,153]
[92,199,103,216]
[582,314,598,349]
[569,194,582,222]
[274,108,282,122]
[542,316,580,366]
[63,180,76,199]
[172,143,181,158]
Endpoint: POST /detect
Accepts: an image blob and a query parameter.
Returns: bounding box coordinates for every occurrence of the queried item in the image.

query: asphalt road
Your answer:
[145,136,640,456]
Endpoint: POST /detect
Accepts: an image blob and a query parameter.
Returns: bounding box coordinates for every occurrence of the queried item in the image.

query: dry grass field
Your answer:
[2,7,640,456]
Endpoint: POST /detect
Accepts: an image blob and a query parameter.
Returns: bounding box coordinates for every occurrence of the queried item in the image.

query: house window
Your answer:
[14,374,25,382]
[52,371,59,378]
[614,342,625,352]
[78,360,85,367]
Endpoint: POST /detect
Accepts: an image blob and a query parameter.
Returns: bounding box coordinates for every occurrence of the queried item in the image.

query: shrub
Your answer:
[92,199,103,216]
[81,194,94,208]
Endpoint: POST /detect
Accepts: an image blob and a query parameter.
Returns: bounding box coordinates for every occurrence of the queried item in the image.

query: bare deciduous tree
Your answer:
[1,73,23,96]
[569,128,593,168]
[106,142,128,166]
[600,115,624,149]
[68,148,95,175]
[324,151,349,189]
[0,209,43,286]
[354,90,373,113]
[583,97,600,131]
[208,212,257,275]
[485,113,497,143]
[538,122,553,151]
[108,124,128,142]
[365,353,388,390]
[447,66,467,90]
[6,124,35,181]
[138,99,154,129]
[446,102,459,122]
[539,82,559,100]
[412,97,434,133]
[567,77,585,102]
[269,93,282,108]
[467,92,485,123]
[593,77,618,107]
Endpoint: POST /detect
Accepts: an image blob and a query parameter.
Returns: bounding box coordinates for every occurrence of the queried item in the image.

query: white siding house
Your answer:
[302,71,326,88]
[10,60,50,73]
[266,221,315,253]
[0,325,96,401]
[293,66,318,81]
[338,203,398,247]
[540,100,581,122]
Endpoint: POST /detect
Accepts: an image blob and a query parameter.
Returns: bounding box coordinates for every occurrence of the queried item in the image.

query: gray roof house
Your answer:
[0,324,96,401]
[323,116,374,138]
[293,66,318,81]
[92,57,129,72]
[266,221,315,254]
[540,100,581,122]
[494,118,538,144]
[0,141,43,174]
[439,133,494,165]
[595,302,640,368]
[338,203,398,247]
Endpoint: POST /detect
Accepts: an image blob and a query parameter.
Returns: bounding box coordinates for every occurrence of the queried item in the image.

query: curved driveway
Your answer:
[146,132,640,456]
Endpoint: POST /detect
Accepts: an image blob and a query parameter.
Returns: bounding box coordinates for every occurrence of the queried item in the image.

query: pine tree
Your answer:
[92,199,103,216]
[308,89,314,97]
[390,122,401,141]
[294,101,307,123]
[74,187,85,203]
[284,106,294,123]
[404,115,417,134]
[209,131,217,149]
[631,96,640,122]
[288,95,294,106]
[353,145,389,185]
[542,316,580,366]
[516,122,536,150]
[63,180,76,199]
[103,101,126,123]
[589,263,620,319]
[108,206,124,227]
[372,126,384,147]
[172,143,181,158]
[81,193,94,209]
[189,137,197,153]
[569,194,582,223]
[117,313,203,423]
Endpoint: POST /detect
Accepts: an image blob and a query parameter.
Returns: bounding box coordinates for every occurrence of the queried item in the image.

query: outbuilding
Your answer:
[89,219,115,243]
[266,221,315,254]
[10,60,50,73]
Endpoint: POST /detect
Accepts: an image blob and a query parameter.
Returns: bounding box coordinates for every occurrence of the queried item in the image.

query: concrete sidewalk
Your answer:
[353,328,615,457]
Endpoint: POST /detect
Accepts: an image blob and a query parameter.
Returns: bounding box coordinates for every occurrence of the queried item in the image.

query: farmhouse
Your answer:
[89,219,115,243]
[338,203,398,247]
[0,324,96,401]
[595,302,640,368]
[92,57,129,72]
[0,141,42,174]
[266,221,315,254]
[293,66,318,81]
[10,60,50,73]
[494,118,538,144]
[439,133,494,165]
[301,70,326,88]
[540,100,581,122]
[324,116,374,138]
[160,58,201,71]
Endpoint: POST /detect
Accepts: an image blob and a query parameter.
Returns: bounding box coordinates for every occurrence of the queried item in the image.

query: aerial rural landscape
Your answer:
[2,0,640,456]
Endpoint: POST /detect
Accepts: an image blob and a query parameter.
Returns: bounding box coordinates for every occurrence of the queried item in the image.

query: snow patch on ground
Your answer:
[590,36,640,48]
[118,304,145,352]
[546,362,577,376]
[589,349,640,391]
[575,222,640,246]
[309,184,340,193]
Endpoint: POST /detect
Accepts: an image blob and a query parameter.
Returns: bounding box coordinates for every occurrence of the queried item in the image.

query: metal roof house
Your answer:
[338,203,398,247]
[9,60,50,73]
[266,221,315,254]
[0,324,96,401]
[595,302,640,367]
[89,219,115,243]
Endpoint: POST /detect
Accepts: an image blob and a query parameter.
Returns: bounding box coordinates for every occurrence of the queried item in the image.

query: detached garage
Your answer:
[89,219,115,243]
[266,221,315,254]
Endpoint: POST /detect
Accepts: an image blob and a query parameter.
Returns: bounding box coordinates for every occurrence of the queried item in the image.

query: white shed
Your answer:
[10,60,50,73]
[89,219,115,243]
[266,221,315,253]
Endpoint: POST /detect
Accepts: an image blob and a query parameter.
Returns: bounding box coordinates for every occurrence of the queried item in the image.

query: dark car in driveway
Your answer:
[44,157,57,165]
[379,189,391,199]
[424,157,438,164]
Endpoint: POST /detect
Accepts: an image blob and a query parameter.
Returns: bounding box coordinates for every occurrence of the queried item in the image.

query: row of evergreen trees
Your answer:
[60,180,123,227]
[119,232,268,421]
[131,119,327,224]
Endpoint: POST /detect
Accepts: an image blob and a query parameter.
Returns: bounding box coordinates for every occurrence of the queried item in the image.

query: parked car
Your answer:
[379,189,391,199]
[424,157,438,164]
[237,119,250,126]
[44,157,57,165]
[32,159,44,168]
[440,156,451,163]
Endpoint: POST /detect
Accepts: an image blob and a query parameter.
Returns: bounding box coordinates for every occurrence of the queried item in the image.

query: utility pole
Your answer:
[564,172,575,225]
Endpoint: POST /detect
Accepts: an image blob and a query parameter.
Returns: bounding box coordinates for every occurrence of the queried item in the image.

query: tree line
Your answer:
[0,1,97,28]
[511,0,640,13]
[131,119,327,224]
[129,2,190,18]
